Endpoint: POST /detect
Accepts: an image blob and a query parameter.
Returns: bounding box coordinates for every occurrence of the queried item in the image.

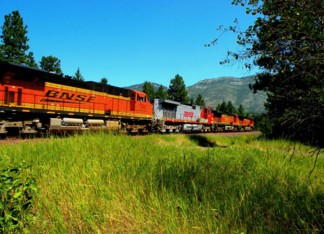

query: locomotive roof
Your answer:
[0,61,131,97]
[154,99,181,106]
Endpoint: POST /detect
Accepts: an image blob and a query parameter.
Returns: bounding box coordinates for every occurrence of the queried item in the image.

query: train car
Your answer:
[239,116,254,131]
[151,99,214,132]
[212,112,235,131]
[212,111,254,132]
[0,61,152,138]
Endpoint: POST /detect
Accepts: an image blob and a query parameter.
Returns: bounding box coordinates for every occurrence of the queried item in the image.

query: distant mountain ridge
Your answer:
[126,76,266,114]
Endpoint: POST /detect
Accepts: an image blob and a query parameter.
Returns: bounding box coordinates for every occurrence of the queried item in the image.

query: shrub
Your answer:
[0,160,37,233]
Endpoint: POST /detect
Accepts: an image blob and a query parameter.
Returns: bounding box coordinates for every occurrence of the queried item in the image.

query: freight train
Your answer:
[0,61,254,138]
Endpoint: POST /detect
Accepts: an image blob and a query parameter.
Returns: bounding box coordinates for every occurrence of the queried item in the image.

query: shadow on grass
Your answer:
[153,155,324,233]
[188,135,226,148]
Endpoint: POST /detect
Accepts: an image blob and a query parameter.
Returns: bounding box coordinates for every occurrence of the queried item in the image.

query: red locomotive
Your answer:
[0,61,254,138]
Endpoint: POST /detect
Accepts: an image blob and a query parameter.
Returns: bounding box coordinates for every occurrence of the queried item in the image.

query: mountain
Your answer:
[127,82,163,91]
[125,76,266,114]
[187,76,266,113]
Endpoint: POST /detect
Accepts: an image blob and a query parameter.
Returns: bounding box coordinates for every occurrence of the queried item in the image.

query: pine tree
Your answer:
[189,98,194,106]
[0,10,30,64]
[225,0,324,147]
[167,74,189,104]
[226,101,236,114]
[237,104,245,116]
[73,67,84,81]
[100,77,108,85]
[142,81,155,99]
[195,94,205,107]
[26,52,38,68]
[40,56,62,75]
[155,85,168,99]
[216,101,227,112]
[208,0,323,146]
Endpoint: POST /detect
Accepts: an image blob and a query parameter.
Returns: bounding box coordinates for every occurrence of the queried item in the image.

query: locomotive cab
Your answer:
[130,90,152,114]
[131,90,147,103]
[0,65,45,137]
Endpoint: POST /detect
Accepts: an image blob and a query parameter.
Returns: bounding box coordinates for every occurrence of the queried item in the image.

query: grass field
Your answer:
[1,132,323,233]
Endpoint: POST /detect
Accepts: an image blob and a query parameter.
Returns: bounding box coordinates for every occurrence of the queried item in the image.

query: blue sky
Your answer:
[0,0,256,88]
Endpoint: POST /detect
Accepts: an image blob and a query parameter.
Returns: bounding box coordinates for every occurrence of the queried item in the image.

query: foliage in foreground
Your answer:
[0,133,323,233]
[0,160,37,233]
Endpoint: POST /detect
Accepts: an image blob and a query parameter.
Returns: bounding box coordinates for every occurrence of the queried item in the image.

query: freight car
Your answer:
[0,61,254,139]
[0,61,152,138]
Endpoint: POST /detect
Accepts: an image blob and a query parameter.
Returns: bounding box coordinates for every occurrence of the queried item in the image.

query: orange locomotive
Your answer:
[0,61,152,138]
[212,111,254,132]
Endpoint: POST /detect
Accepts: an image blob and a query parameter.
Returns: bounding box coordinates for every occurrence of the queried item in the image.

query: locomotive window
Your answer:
[17,88,22,106]
[131,94,135,100]
[8,91,15,104]
[137,96,146,102]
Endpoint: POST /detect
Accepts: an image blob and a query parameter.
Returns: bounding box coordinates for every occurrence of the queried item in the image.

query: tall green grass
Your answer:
[0,133,323,233]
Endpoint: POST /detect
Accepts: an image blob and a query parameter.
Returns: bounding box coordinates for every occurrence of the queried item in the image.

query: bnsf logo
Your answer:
[184,111,194,118]
[45,90,96,102]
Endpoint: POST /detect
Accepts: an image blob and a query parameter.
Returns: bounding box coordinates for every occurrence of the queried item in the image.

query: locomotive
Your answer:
[0,61,253,138]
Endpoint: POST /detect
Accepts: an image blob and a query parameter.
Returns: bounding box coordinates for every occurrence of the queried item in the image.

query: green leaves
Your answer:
[72,67,85,81]
[0,10,30,64]
[0,10,61,73]
[194,93,205,107]
[142,81,156,99]
[167,74,189,104]
[0,160,37,233]
[215,0,324,147]
[40,55,62,74]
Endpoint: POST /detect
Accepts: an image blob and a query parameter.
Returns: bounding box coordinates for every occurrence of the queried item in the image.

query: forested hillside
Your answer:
[187,76,266,113]
[126,76,266,114]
